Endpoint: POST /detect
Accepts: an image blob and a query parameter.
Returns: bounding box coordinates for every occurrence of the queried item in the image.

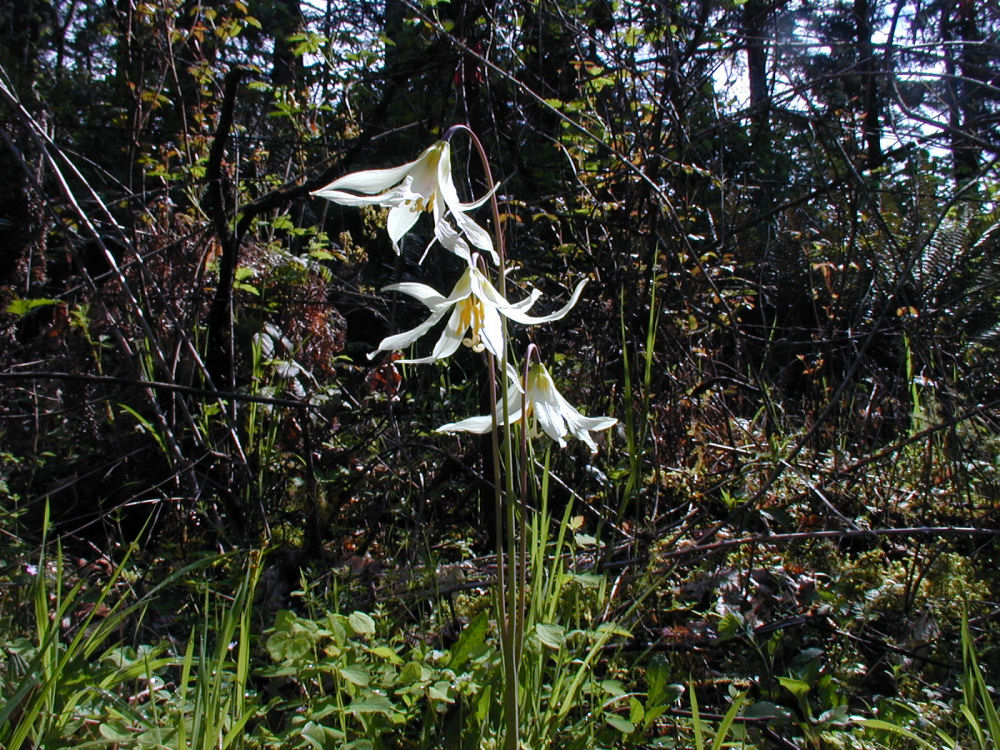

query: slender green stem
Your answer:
[485,344,505,622]
[448,123,520,749]
[443,124,506,290]
[516,346,543,666]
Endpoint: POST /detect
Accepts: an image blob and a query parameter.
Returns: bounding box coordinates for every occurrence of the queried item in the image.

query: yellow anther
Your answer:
[458,296,485,349]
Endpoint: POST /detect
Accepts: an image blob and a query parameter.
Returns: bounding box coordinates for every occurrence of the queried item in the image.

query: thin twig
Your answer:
[651,525,1000,564]
[0,371,349,411]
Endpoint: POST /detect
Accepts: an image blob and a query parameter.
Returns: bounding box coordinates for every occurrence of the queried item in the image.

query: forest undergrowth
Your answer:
[3,0,1000,746]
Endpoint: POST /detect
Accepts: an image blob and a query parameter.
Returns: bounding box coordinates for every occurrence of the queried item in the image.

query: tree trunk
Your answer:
[854,0,882,165]
[943,0,987,186]
[268,0,304,88]
[743,0,771,156]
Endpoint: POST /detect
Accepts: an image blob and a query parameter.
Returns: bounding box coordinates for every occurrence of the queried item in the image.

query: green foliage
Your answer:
[864,611,1000,750]
[0,525,264,749]
[3,0,1000,748]
[258,605,489,748]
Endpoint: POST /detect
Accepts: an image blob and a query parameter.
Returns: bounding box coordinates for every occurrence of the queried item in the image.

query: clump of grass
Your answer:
[864,610,1000,749]
[0,517,263,750]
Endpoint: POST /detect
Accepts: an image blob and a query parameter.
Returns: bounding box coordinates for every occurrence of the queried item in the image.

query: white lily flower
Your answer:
[437,362,617,452]
[370,267,587,363]
[311,140,498,265]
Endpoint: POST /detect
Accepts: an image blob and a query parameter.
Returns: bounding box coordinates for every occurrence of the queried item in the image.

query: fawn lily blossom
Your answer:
[311,140,499,265]
[370,267,587,363]
[437,361,617,452]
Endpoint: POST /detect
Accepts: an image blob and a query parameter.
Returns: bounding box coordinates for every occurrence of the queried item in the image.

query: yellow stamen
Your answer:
[458,296,485,350]
[407,192,435,213]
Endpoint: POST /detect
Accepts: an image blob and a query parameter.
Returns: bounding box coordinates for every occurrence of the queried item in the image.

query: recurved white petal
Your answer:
[504,362,526,393]
[435,151,462,204]
[453,212,497,263]
[437,386,525,434]
[312,160,417,197]
[570,413,618,432]
[386,204,422,249]
[562,406,615,451]
[475,274,541,313]
[480,301,505,358]
[399,306,466,364]
[433,216,474,265]
[458,183,501,211]
[434,158,497,262]
[504,287,544,313]
[436,414,495,434]
[534,396,568,446]
[501,279,588,326]
[381,281,449,310]
[311,189,399,207]
[368,310,447,359]
[571,426,598,452]
[439,268,475,305]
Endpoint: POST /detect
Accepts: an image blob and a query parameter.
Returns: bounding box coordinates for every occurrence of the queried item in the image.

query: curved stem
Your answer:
[442,123,506,287]
[486,348,505,619]
[449,123,518,750]
[519,344,542,503]
[515,344,542,669]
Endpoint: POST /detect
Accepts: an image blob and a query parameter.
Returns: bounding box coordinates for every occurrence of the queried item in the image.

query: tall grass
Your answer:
[864,611,1000,749]
[518,450,627,748]
[617,276,660,527]
[173,551,262,749]
[0,520,263,750]
[0,512,156,749]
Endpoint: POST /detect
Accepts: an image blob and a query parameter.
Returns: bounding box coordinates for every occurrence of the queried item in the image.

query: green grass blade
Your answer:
[711,692,745,750]
[690,681,704,750]
[861,718,941,749]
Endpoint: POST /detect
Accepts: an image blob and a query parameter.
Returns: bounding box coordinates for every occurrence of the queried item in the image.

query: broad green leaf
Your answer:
[475,685,492,723]
[573,572,604,587]
[646,654,674,707]
[99,722,132,742]
[606,713,635,734]
[347,694,396,715]
[536,622,566,650]
[301,720,345,750]
[629,696,645,724]
[716,610,744,641]
[6,298,59,316]
[450,609,489,669]
[369,645,403,664]
[778,676,811,699]
[428,680,454,703]
[338,665,370,687]
[348,611,376,636]
[266,611,319,663]
[600,679,626,698]
[743,700,790,720]
[397,660,425,685]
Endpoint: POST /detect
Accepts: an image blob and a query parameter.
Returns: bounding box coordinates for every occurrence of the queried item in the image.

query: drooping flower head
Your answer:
[370,266,587,364]
[311,140,498,265]
[437,361,617,452]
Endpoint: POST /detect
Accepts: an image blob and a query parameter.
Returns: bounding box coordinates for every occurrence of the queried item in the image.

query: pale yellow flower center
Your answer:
[458,296,486,352]
[407,192,435,213]
[522,367,543,429]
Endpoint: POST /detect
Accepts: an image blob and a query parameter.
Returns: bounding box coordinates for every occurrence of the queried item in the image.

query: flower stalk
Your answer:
[312,125,615,750]
[452,126,522,750]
